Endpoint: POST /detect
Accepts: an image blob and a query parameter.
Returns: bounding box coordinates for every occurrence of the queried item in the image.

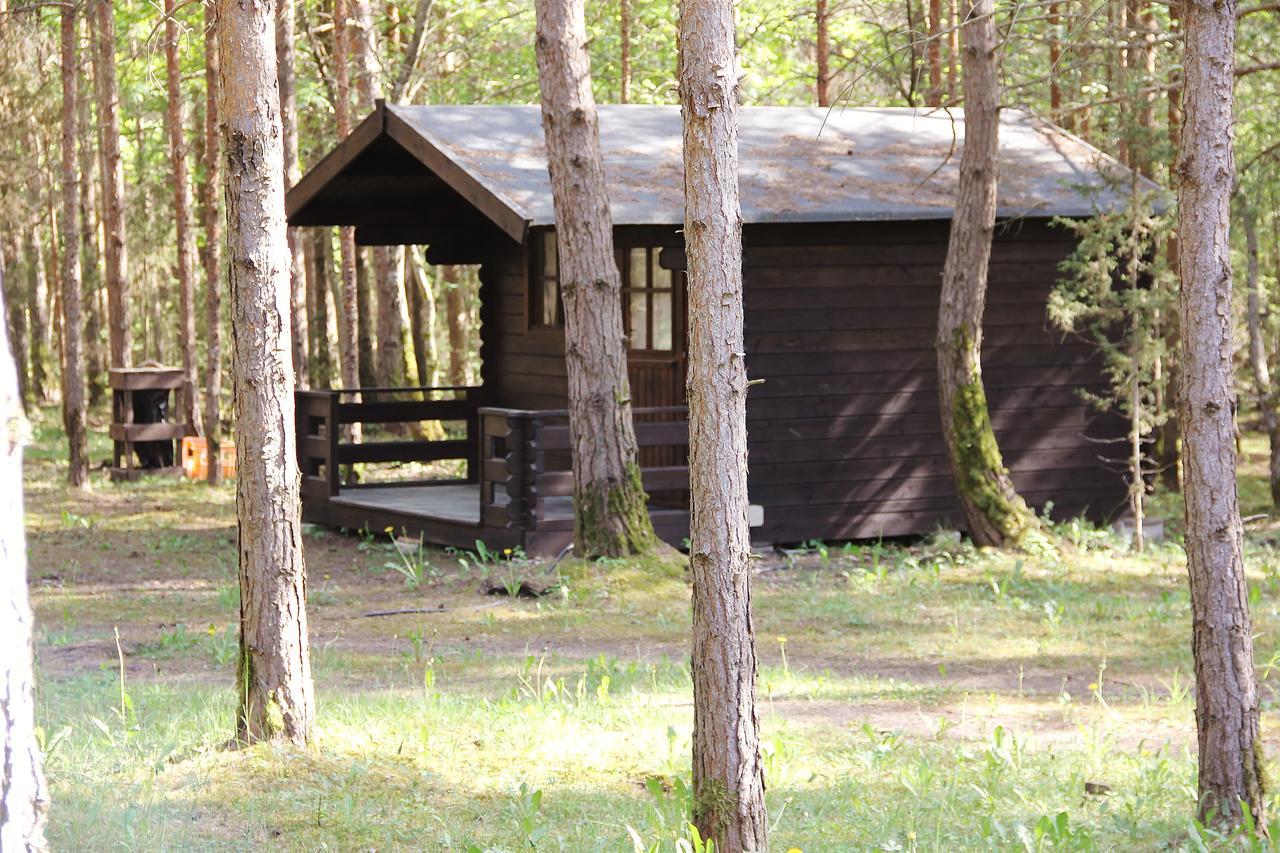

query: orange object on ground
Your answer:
[180,437,237,480]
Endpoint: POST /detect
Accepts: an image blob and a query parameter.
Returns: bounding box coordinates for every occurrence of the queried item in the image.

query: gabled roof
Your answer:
[287,101,1151,244]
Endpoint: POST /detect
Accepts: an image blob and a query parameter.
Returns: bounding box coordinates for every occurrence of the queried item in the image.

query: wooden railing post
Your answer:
[327,390,341,496]
[478,407,541,533]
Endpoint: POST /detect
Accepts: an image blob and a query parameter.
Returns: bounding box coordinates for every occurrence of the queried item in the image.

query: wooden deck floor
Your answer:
[330,484,576,526]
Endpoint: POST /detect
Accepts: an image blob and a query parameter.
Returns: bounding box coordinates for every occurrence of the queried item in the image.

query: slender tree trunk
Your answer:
[355,253,377,385]
[679,1,768,848]
[620,0,631,103]
[60,6,89,490]
[307,229,334,388]
[1048,2,1062,124]
[1243,204,1280,507]
[165,0,200,430]
[947,0,959,101]
[91,0,130,370]
[1157,0,1184,491]
[203,1,225,485]
[0,283,49,852]
[77,42,105,408]
[935,0,1044,550]
[25,232,49,404]
[534,0,657,557]
[3,241,29,411]
[333,0,362,406]
[816,0,831,106]
[1178,0,1264,826]
[928,0,943,106]
[277,0,309,390]
[218,0,315,747]
[408,249,436,385]
[442,264,467,385]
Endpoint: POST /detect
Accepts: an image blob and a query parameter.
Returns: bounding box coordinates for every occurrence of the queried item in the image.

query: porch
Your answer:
[294,387,691,555]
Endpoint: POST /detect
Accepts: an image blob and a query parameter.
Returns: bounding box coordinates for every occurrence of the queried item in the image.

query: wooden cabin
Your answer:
[287,101,1135,555]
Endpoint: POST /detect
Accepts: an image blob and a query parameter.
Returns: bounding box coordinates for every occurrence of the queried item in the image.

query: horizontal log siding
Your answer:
[741,219,1126,543]
[479,251,571,410]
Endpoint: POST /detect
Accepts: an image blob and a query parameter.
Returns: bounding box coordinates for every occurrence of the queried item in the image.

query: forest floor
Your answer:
[24,403,1280,851]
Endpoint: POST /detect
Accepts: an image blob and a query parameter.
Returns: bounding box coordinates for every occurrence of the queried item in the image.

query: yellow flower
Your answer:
[777,636,788,644]
[503,548,512,556]
[207,625,217,636]
[787,848,803,853]
[384,526,395,534]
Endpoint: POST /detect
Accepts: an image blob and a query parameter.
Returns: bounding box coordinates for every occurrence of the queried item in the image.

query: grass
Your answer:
[24,404,1280,850]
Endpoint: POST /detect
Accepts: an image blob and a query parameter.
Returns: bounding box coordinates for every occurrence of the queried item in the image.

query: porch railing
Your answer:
[295,386,482,500]
[478,406,689,533]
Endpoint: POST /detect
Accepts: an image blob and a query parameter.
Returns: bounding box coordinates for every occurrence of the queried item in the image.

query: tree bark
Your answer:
[934,0,1044,550]
[1178,0,1265,826]
[218,0,315,748]
[2,241,29,411]
[307,229,334,388]
[1158,0,1184,491]
[620,0,631,103]
[816,0,831,107]
[278,0,309,391]
[333,0,362,408]
[165,0,200,431]
[60,6,89,490]
[442,264,466,385]
[25,232,49,405]
[534,0,657,557]
[0,282,49,852]
[679,0,769,848]
[408,249,436,386]
[91,0,130,370]
[203,1,225,485]
[928,0,943,106]
[1243,204,1280,507]
[77,40,105,408]
[1048,2,1062,125]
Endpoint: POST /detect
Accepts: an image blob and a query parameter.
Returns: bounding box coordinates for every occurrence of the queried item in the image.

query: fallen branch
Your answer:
[360,601,504,618]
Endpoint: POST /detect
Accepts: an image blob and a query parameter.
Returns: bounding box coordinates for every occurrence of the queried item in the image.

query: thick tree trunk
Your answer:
[333,0,362,406]
[203,1,225,485]
[278,0,309,391]
[816,0,831,106]
[0,284,49,852]
[218,0,315,747]
[91,0,130,370]
[679,1,768,848]
[534,0,657,557]
[165,0,200,431]
[1243,205,1280,507]
[934,0,1043,550]
[1178,0,1264,827]
[60,6,89,490]
[442,264,467,385]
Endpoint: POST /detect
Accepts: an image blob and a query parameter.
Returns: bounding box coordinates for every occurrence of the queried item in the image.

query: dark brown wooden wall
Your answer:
[740,219,1126,543]
[476,218,1126,545]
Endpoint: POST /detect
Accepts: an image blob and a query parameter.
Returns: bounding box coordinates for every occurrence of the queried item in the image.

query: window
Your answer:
[530,230,560,327]
[620,247,676,352]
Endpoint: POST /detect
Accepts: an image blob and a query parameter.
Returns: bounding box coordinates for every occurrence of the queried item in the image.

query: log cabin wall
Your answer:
[740,218,1126,544]
[477,218,1126,545]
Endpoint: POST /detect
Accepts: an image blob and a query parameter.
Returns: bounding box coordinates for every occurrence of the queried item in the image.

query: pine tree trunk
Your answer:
[278,0,309,391]
[25,232,49,404]
[77,42,105,408]
[355,251,377,386]
[218,0,315,747]
[935,0,1043,550]
[307,229,334,388]
[1178,0,1264,826]
[816,0,831,106]
[1243,205,1280,507]
[0,283,49,852]
[442,264,467,386]
[620,0,631,103]
[1157,0,1184,492]
[165,0,200,431]
[333,0,362,406]
[3,240,29,411]
[679,0,768,847]
[91,0,130,370]
[928,0,943,106]
[1048,2,1062,125]
[534,0,657,557]
[60,6,89,490]
[203,1,224,485]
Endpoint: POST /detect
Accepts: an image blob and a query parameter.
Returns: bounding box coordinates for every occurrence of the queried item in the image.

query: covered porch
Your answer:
[294,387,691,555]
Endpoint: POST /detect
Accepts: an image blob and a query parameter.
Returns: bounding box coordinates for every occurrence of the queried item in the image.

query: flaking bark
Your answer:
[680,0,769,848]
[533,0,657,557]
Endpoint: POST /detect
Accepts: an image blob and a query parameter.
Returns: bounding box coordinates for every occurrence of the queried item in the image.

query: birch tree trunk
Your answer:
[680,0,768,847]
[0,283,49,852]
[218,0,315,747]
[1178,0,1262,818]
[165,0,200,431]
[59,6,89,490]
[816,0,831,107]
[91,0,130,370]
[934,0,1044,550]
[534,0,657,557]
[1243,204,1280,507]
[203,1,224,485]
[277,0,308,390]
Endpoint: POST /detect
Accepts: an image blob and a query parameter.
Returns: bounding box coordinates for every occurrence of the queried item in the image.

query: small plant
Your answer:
[385,531,431,588]
[206,624,238,666]
[509,783,549,848]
